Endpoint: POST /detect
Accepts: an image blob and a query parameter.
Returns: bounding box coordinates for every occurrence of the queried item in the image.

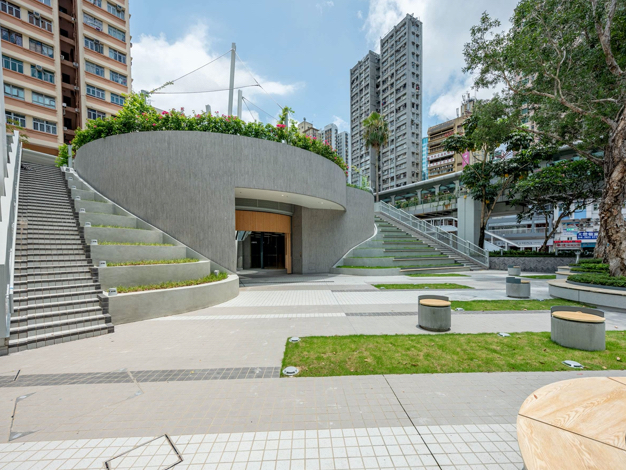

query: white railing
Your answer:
[0,131,22,347]
[423,215,521,250]
[488,227,537,235]
[374,201,489,267]
[483,230,521,250]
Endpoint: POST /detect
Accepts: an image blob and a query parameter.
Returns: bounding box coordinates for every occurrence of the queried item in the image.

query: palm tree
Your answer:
[362,112,389,202]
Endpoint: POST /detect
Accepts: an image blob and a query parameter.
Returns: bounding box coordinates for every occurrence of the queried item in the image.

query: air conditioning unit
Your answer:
[75,108,80,112]
[94,39,100,45]
[61,54,66,60]
[63,127,68,131]
[33,11,41,19]
[73,62,79,67]
[35,65,43,71]
[116,4,124,11]
[62,103,67,108]
[74,86,80,91]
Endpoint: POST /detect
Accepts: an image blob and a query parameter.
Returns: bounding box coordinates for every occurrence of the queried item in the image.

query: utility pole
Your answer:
[237,90,243,119]
[227,43,236,116]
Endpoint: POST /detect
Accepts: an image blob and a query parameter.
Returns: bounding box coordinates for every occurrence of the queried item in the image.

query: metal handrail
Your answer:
[0,131,21,348]
[374,201,489,267]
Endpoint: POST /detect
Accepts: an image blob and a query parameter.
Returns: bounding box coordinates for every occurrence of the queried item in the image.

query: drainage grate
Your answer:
[104,434,182,470]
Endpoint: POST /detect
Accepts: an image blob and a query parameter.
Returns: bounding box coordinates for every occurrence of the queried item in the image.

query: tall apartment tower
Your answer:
[336,130,350,179]
[319,123,338,150]
[349,14,423,191]
[349,50,380,186]
[1,0,132,154]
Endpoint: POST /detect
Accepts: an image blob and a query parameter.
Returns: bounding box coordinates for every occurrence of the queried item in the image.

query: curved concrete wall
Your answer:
[75,132,374,273]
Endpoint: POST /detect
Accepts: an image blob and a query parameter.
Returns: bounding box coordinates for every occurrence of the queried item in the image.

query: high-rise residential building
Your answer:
[421,136,428,180]
[2,0,132,154]
[319,123,338,150]
[297,118,319,140]
[349,14,423,192]
[337,130,350,179]
[426,95,475,178]
[349,50,380,187]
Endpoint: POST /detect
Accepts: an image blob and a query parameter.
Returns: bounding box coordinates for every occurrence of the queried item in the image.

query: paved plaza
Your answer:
[0,270,624,469]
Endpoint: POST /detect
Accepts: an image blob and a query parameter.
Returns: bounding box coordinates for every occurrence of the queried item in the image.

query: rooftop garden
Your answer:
[55,94,347,172]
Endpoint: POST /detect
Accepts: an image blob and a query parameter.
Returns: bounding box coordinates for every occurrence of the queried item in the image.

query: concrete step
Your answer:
[15,275,96,289]
[341,256,456,267]
[15,268,93,280]
[11,306,104,326]
[10,313,110,339]
[8,323,113,353]
[13,297,101,316]
[14,289,102,307]
[400,265,471,274]
[15,282,101,297]
[15,261,93,271]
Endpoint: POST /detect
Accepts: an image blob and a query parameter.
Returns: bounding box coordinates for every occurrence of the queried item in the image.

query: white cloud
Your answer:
[332,115,349,132]
[131,24,301,122]
[357,10,363,19]
[360,0,518,123]
[316,1,335,13]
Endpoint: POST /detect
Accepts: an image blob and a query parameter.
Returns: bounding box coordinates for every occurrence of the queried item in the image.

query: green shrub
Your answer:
[568,273,626,288]
[571,258,604,265]
[59,93,347,171]
[116,272,227,293]
[570,263,610,274]
[489,250,585,257]
[55,143,69,167]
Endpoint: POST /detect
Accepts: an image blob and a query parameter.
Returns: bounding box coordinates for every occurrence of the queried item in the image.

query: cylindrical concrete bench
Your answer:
[550,306,605,351]
[507,265,521,276]
[418,295,451,332]
[506,276,530,298]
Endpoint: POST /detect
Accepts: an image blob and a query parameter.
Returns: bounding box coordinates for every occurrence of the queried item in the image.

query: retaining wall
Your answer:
[489,257,577,273]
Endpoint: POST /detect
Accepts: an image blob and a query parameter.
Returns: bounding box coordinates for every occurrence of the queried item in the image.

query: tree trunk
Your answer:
[374,147,380,202]
[478,225,486,249]
[597,117,626,276]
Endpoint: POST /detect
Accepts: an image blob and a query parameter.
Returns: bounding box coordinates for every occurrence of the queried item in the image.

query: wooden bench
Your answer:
[417,295,451,332]
[551,306,605,351]
[517,377,626,469]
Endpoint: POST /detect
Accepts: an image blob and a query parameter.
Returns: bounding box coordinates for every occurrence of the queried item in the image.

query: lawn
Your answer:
[450,299,589,311]
[407,273,469,277]
[374,283,473,290]
[282,331,626,377]
[521,275,557,279]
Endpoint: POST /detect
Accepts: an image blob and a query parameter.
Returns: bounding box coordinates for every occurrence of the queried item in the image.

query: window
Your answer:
[31,65,54,83]
[108,25,125,42]
[36,0,51,5]
[0,1,20,18]
[1,27,23,46]
[4,83,24,100]
[85,61,105,77]
[83,13,103,31]
[33,118,57,135]
[2,55,23,73]
[32,91,55,108]
[86,84,105,99]
[107,2,124,19]
[86,0,102,6]
[109,70,127,85]
[110,92,124,106]
[6,111,26,127]
[29,39,54,58]
[87,108,106,120]
[109,48,126,64]
[29,12,53,32]
[84,36,103,53]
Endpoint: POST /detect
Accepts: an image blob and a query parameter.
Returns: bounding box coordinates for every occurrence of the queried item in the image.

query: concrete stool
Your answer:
[506,277,530,298]
[418,295,451,332]
[550,306,605,351]
[507,265,521,276]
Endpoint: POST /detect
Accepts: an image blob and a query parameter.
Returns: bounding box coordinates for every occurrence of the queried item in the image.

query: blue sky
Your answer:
[128,0,518,132]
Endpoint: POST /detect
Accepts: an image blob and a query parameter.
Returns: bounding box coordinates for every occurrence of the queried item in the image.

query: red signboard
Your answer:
[554,240,581,247]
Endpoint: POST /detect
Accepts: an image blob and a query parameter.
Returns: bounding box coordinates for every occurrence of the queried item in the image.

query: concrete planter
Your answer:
[105,275,239,324]
[490,257,577,273]
[507,266,521,276]
[85,226,163,244]
[97,260,213,289]
[548,279,626,311]
[340,257,451,267]
[89,244,188,264]
[79,212,137,228]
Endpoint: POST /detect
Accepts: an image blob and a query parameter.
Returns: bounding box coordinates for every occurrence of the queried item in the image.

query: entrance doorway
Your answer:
[250,232,285,269]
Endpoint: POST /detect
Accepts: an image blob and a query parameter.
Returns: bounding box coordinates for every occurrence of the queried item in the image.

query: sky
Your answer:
[128,0,519,132]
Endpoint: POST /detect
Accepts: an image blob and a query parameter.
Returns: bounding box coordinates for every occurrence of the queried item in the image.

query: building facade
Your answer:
[2,0,132,154]
[337,130,350,180]
[319,123,338,150]
[421,136,428,180]
[297,118,319,140]
[349,50,380,187]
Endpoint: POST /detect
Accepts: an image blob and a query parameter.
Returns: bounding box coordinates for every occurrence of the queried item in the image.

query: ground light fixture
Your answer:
[85,222,92,227]
[282,366,299,376]
[71,186,76,189]
[75,195,80,200]
[498,332,510,337]
[99,261,107,268]
[562,360,584,369]
[109,288,118,296]
[91,239,98,245]
[289,337,301,343]
[214,270,220,277]
[79,208,86,213]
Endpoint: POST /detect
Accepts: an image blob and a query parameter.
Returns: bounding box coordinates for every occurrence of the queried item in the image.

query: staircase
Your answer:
[331,216,471,275]
[9,163,112,353]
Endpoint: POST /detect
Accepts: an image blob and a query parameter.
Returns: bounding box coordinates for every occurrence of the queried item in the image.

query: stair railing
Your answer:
[0,131,21,352]
[374,201,489,268]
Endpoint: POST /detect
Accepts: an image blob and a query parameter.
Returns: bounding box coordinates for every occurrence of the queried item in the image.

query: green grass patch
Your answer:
[521,275,557,279]
[117,272,227,293]
[99,241,174,246]
[450,299,590,311]
[91,224,148,230]
[374,283,472,290]
[337,264,458,269]
[106,258,199,267]
[282,331,626,377]
[408,273,469,277]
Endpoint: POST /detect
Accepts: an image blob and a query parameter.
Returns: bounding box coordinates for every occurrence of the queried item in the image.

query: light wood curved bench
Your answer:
[419,299,451,307]
[552,310,605,323]
[517,377,626,469]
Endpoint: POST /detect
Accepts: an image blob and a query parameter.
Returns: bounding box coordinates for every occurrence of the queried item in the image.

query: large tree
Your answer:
[443,97,540,248]
[363,112,389,202]
[510,159,604,251]
[463,0,626,275]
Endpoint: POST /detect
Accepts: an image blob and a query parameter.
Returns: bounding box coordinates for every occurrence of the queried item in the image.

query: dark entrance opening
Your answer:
[250,232,285,269]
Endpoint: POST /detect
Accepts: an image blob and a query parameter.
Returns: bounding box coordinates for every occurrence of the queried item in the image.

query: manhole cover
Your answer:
[104,434,182,469]
[289,337,301,343]
[283,366,299,376]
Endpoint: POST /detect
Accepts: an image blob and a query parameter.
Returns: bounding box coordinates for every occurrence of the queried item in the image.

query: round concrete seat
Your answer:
[417,295,451,332]
[507,265,521,276]
[505,277,531,298]
[419,299,451,307]
[551,306,605,351]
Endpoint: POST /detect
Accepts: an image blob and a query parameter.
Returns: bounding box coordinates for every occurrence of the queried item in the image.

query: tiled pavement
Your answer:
[1,271,625,469]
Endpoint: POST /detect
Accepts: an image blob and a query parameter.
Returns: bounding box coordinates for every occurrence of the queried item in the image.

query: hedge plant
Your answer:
[568,273,626,289]
[60,93,347,171]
